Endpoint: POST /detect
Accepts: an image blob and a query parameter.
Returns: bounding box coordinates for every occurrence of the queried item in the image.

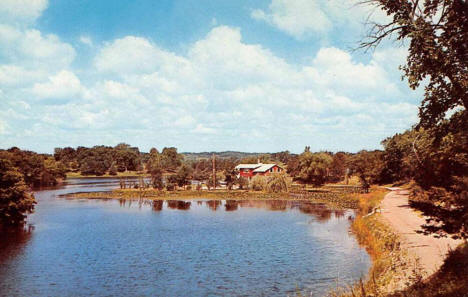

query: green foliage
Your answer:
[114,143,141,172]
[0,158,36,227]
[297,151,333,186]
[381,111,468,238]
[329,152,349,182]
[360,0,467,238]
[347,150,384,191]
[1,148,66,186]
[176,164,193,187]
[236,176,248,190]
[165,174,178,191]
[266,172,291,193]
[160,147,183,172]
[108,163,118,176]
[250,175,268,191]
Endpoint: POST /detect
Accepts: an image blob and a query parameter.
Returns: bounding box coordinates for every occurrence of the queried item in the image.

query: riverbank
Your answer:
[65,188,360,209]
[65,171,150,178]
[333,188,468,297]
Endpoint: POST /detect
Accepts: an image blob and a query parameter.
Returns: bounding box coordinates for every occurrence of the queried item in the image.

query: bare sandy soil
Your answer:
[380,189,462,277]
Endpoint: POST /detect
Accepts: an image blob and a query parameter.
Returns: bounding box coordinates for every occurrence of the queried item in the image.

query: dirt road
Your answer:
[380,189,462,277]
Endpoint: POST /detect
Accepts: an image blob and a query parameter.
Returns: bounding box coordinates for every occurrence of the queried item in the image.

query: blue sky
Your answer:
[0,0,421,153]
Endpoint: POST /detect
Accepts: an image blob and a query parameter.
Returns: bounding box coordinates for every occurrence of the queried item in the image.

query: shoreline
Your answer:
[64,188,361,209]
[335,189,467,297]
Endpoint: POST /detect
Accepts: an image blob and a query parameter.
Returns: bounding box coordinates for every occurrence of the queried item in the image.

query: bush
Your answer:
[250,175,267,191]
[266,172,291,193]
[166,183,175,191]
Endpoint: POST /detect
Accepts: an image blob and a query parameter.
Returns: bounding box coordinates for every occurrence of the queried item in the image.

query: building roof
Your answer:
[253,164,277,173]
[235,163,281,172]
[235,164,261,170]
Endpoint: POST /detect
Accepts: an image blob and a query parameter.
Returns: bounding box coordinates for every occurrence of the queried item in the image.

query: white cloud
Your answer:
[0,0,48,25]
[2,24,418,152]
[251,0,391,40]
[80,35,93,47]
[95,36,189,76]
[252,0,331,39]
[0,25,76,70]
[0,119,8,135]
[189,26,295,88]
[192,124,217,134]
[0,65,45,86]
[32,70,83,99]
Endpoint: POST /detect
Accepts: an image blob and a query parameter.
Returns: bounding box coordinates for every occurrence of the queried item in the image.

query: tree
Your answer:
[329,152,349,182]
[114,143,140,172]
[224,168,236,190]
[236,176,248,190]
[361,0,467,237]
[360,0,467,128]
[297,151,333,186]
[176,164,193,188]
[266,172,291,193]
[348,150,385,192]
[166,174,178,191]
[0,159,36,227]
[160,147,183,171]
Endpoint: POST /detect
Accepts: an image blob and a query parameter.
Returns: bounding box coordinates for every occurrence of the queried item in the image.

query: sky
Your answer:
[0,0,422,154]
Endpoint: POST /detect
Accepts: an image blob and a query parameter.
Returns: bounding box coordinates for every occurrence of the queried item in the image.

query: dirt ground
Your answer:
[380,189,462,278]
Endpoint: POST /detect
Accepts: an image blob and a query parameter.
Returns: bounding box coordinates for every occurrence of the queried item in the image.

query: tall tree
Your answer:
[0,159,36,227]
[362,0,468,238]
[297,151,333,186]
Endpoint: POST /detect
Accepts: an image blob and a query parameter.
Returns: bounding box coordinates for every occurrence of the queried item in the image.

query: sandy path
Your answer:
[380,189,462,277]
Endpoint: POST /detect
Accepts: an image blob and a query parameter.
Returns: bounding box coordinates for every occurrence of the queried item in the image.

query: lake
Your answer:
[0,178,370,297]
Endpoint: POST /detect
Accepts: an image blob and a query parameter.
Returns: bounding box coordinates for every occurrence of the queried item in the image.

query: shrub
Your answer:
[250,175,267,191]
[266,172,291,193]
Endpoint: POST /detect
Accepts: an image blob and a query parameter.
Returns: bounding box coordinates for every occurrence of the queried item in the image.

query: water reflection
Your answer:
[224,200,239,211]
[152,200,163,211]
[167,200,191,210]
[206,200,222,211]
[0,226,33,263]
[136,199,349,223]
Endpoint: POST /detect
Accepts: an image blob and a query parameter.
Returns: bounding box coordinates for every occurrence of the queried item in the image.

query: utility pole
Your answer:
[212,153,216,190]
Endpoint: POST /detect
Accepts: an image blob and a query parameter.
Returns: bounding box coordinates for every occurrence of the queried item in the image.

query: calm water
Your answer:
[0,178,371,297]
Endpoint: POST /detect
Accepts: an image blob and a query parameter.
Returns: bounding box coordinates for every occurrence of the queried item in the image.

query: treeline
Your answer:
[0,147,66,187]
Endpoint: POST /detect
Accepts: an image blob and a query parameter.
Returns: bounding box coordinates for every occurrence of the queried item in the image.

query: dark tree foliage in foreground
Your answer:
[0,159,36,228]
[362,0,467,238]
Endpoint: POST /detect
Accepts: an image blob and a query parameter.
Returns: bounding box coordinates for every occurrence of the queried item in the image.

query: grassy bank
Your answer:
[331,188,468,297]
[331,188,409,296]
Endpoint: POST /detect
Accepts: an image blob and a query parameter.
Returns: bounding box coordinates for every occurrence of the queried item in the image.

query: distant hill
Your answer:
[181,151,265,161]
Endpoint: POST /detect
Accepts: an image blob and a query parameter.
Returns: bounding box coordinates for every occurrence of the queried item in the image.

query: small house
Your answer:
[235,163,283,179]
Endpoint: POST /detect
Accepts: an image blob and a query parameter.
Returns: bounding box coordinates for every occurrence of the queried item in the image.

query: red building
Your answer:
[235,163,283,179]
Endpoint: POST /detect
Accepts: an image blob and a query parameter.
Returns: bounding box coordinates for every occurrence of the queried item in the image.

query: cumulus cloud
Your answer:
[2,20,417,152]
[252,0,332,38]
[0,0,48,25]
[32,70,83,99]
[0,25,76,70]
[251,0,390,40]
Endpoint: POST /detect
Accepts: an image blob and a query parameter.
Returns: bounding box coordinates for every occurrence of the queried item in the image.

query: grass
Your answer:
[329,187,468,297]
[387,243,468,297]
[328,187,411,297]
